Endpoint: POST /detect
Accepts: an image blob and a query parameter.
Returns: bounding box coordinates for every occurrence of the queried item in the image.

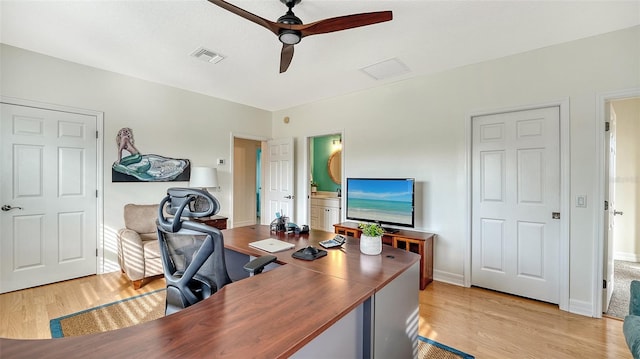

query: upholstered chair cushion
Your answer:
[624,280,640,359]
[631,280,640,316]
[123,204,158,235]
[117,204,163,289]
[625,315,640,359]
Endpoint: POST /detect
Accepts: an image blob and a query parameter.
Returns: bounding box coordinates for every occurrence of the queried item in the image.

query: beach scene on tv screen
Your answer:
[347,179,413,225]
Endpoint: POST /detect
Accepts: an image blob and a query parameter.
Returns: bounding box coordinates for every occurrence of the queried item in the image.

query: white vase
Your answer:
[360,235,382,255]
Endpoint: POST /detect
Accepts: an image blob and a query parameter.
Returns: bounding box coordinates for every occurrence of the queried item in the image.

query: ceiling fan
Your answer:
[207,0,392,73]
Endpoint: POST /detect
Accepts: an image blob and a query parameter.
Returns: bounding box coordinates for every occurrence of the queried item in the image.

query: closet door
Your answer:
[1,103,98,293]
[471,106,560,304]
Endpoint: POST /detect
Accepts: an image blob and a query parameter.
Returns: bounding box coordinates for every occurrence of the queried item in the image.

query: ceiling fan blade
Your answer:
[207,0,281,35]
[296,11,392,38]
[280,44,294,73]
[207,1,392,73]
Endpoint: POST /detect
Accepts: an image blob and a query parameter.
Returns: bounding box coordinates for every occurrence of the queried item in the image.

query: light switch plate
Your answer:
[576,195,587,208]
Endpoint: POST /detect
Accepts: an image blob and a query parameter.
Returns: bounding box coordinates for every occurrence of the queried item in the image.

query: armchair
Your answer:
[624,280,640,359]
[117,204,164,289]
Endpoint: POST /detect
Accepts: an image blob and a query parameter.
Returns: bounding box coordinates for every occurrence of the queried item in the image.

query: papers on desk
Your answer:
[248,238,295,253]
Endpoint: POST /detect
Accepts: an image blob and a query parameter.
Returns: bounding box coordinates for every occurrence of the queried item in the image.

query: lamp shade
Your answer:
[189,167,219,189]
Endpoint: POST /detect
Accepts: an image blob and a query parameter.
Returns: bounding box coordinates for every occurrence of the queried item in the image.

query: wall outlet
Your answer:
[217,158,225,165]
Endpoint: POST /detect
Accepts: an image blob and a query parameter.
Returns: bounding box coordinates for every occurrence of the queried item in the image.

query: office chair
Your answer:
[157,187,276,315]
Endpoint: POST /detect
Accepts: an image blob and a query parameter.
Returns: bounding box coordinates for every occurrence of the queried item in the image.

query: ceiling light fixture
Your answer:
[279,29,301,45]
[277,8,302,45]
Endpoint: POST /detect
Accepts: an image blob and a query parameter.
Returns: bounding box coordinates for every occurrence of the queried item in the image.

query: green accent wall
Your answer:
[312,134,341,192]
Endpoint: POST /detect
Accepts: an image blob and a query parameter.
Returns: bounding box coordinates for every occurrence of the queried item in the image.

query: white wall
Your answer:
[271,26,640,310]
[2,25,639,313]
[613,98,640,262]
[0,44,272,271]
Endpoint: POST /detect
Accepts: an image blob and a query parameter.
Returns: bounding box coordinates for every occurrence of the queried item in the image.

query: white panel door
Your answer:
[265,138,294,223]
[472,107,560,303]
[603,103,617,311]
[1,103,97,293]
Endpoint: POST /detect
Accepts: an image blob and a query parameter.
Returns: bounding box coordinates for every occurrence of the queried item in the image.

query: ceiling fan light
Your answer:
[279,29,301,45]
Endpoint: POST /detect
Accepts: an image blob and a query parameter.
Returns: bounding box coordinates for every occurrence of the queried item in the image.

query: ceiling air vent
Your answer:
[360,58,410,80]
[191,47,225,64]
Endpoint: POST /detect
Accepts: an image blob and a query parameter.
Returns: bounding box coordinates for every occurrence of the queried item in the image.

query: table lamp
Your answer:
[189,166,219,213]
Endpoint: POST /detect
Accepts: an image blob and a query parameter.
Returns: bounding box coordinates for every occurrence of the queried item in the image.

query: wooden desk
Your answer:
[334,221,435,290]
[224,226,420,291]
[1,226,419,359]
[192,215,227,230]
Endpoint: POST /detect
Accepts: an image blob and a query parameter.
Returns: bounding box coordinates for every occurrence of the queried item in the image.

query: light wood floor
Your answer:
[0,274,631,358]
[0,272,165,339]
[419,282,630,358]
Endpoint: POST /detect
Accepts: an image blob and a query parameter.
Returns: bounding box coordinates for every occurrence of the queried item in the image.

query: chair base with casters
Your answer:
[157,188,276,315]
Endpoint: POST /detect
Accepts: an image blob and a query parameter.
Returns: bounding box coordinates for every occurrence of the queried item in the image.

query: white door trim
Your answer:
[0,96,105,273]
[465,98,570,312]
[594,87,640,317]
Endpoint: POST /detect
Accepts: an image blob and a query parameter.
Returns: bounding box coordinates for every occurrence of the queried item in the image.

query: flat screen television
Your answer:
[346,177,415,229]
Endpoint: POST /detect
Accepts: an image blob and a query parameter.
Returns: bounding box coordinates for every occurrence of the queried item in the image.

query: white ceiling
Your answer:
[2,1,639,111]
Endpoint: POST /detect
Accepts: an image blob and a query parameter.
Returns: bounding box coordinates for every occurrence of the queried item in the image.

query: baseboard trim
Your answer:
[569,298,594,317]
[433,270,465,286]
[234,220,256,228]
[614,252,639,262]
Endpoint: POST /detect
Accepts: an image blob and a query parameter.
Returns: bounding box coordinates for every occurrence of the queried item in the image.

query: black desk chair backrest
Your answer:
[157,188,276,315]
[157,188,231,315]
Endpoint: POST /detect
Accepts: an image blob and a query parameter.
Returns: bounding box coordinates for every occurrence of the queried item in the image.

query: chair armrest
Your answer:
[243,255,277,275]
[118,228,143,246]
[117,229,147,280]
[631,280,640,316]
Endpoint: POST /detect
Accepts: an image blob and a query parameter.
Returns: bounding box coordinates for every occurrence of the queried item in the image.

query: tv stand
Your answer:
[334,221,434,290]
[382,227,399,234]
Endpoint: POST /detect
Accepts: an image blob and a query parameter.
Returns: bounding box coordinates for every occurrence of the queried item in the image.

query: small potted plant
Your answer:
[359,223,384,255]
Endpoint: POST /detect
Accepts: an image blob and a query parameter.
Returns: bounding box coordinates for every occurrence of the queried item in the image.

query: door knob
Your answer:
[614,210,624,216]
[284,195,295,199]
[1,205,23,211]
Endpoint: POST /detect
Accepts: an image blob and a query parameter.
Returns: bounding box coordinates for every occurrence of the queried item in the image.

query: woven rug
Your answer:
[50,289,165,338]
[418,336,474,359]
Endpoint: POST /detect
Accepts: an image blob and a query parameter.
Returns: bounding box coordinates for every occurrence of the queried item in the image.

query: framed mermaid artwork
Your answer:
[111,127,190,182]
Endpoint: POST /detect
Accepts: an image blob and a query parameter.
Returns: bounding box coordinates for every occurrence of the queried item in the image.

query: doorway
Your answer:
[602,96,640,316]
[305,132,343,229]
[232,137,264,227]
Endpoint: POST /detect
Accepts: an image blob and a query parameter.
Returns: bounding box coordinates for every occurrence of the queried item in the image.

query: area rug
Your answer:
[606,260,640,319]
[418,336,475,359]
[50,289,165,338]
